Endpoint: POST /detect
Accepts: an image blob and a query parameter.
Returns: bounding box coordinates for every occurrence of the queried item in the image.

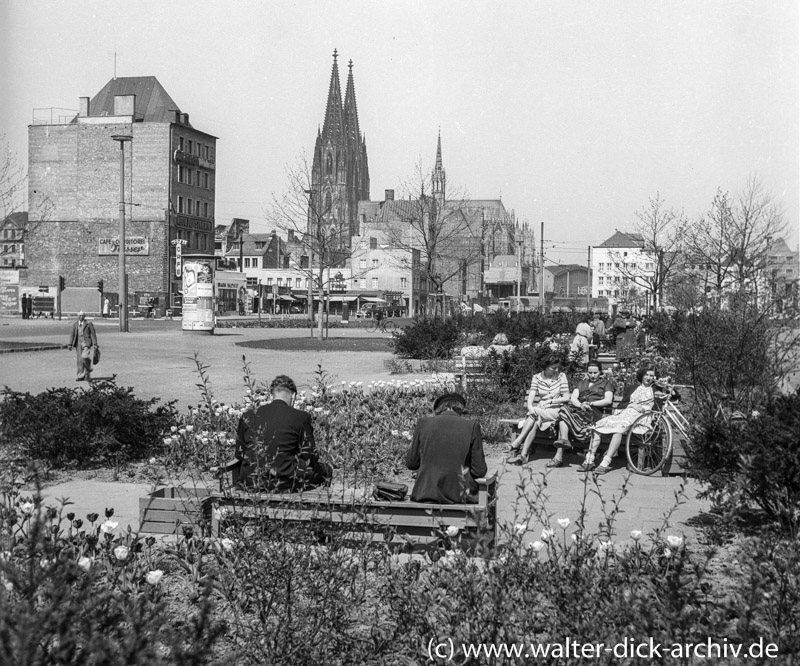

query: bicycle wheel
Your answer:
[625,411,673,475]
[382,320,396,333]
[366,320,378,333]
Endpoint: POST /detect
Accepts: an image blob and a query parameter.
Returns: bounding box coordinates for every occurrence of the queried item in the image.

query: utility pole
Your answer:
[538,221,545,312]
[587,245,592,311]
[111,134,132,333]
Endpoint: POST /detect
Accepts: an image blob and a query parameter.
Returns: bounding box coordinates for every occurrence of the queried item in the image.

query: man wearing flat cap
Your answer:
[67,311,98,381]
[405,393,487,504]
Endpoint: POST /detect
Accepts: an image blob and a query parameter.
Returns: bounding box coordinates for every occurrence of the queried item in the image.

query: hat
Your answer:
[433,392,467,412]
[78,310,84,317]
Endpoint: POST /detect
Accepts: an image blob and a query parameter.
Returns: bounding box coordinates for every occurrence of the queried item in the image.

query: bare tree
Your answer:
[0,134,53,265]
[266,152,370,338]
[684,176,788,307]
[380,160,483,316]
[608,193,686,311]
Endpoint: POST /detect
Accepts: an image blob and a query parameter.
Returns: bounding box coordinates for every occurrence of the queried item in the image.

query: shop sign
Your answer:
[98,237,150,255]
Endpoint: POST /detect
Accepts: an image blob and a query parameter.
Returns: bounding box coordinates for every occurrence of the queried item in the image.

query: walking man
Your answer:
[67,311,98,381]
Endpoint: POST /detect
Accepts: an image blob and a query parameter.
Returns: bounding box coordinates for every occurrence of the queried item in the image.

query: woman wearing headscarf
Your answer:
[570,322,593,367]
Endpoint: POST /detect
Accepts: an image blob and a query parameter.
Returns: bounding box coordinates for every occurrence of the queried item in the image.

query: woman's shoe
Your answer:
[553,439,573,450]
[507,456,523,466]
[504,444,521,454]
[577,461,595,473]
[545,457,564,468]
[593,465,612,475]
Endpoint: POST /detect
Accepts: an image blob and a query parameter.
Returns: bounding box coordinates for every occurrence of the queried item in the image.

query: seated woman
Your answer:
[548,360,615,467]
[507,356,571,466]
[578,365,659,474]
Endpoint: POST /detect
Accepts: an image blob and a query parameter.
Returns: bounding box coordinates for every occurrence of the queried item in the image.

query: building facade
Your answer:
[591,231,655,310]
[25,76,217,313]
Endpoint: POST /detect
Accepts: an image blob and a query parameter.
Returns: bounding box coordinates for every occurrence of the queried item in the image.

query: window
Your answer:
[613,290,619,297]
[196,201,202,216]
[204,173,209,189]
[371,277,379,289]
[249,258,256,268]
[277,278,283,286]
[267,277,273,285]
[305,278,309,288]
[179,166,187,183]
[614,263,620,270]
[370,237,378,250]
[204,145,209,160]
[400,277,407,289]
[630,263,637,270]
[598,276,604,285]
[188,140,193,153]
[244,258,250,268]
[359,278,367,288]
[646,262,654,270]
[187,198,193,215]
[196,171,201,186]
[255,242,265,249]
[359,259,366,269]
[204,203,209,218]
[372,259,379,268]
[178,197,185,213]
[296,278,301,288]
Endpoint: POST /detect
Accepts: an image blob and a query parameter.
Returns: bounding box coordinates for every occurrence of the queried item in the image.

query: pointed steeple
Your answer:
[322,49,343,140]
[432,128,446,202]
[343,59,361,143]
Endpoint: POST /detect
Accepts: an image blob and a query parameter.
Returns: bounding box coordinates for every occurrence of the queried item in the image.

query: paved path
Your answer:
[0,317,397,410]
[7,315,711,547]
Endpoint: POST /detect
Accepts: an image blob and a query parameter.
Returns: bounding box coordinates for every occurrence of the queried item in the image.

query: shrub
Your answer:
[687,389,800,537]
[390,316,461,359]
[0,380,177,468]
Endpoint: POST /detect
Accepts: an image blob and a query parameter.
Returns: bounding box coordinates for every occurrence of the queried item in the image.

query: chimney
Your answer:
[79,97,90,117]
[385,189,394,201]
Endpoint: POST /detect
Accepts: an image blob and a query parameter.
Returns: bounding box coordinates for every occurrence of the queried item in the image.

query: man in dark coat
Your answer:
[405,393,488,504]
[67,311,98,381]
[21,293,28,319]
[235,375,331,491]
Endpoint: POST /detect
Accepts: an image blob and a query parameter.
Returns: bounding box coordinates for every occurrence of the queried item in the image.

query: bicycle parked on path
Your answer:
[624,383,747,475]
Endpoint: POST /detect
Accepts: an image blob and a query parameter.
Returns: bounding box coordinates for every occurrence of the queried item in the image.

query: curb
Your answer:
[0,344,68,354]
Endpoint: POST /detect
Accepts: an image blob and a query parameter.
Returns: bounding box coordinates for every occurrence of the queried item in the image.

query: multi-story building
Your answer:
[1,212,27,268]
[591,231,655,310]
[25,76,217,314]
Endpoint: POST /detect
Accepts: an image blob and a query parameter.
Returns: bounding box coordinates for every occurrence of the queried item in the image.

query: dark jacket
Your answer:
[235,399,329,491]
[405,412,488,504]
[68,320,98,349]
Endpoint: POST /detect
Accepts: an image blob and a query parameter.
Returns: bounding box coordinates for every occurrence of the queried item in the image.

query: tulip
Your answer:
[528,540,545,552]
[99,520,118,534]
[104,508,114,518]
[220,538,234,552]
[630,530,643,541]
[513,523,527,536]
[540,528,555,541]
[445,526,460,538]
[666,535,683,549]
[145,570,164,585]
[113,545,130,561]
[557,518,570,529]
[19,502,34,515]
[77,556,93,572]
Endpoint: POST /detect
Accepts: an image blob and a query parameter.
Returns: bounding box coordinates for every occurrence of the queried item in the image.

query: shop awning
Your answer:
[362,297,387,303]
[328,295,359,302]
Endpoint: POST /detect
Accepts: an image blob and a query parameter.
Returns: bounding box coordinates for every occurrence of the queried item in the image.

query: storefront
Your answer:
[214,270,247,314]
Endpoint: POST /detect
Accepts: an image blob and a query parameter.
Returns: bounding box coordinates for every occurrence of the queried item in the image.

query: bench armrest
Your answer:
[212,458,242,491]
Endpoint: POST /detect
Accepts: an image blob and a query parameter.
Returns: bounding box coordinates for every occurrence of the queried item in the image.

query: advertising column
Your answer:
[181,260,214,332]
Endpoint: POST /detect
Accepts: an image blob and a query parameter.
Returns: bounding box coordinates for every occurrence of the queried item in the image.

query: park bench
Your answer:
[210,458,497,552]
[454,354,488,390]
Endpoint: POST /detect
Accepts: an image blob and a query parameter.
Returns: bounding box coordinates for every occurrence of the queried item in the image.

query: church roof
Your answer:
[343,59,361,144]
[599,231,645,248]
[77,76,183,124]
[321,50,344,141]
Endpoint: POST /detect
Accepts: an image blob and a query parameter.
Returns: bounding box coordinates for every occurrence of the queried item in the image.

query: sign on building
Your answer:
[98,237,150,255]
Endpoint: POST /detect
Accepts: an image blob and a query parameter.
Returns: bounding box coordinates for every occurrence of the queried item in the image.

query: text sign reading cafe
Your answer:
[98,237,150,256]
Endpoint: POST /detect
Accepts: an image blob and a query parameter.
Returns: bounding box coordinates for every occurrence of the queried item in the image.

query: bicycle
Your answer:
[366,317,396,333]
[624,383,692,475]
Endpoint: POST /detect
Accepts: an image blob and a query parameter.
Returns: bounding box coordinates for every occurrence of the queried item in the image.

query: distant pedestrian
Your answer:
[67,311,98,382]
[25,293,33,319]
[21,293,28,319]
[103,297,110,318]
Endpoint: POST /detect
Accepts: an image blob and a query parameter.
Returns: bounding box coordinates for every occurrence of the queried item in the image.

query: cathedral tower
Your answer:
[311,50,369,248]
[432,129,446,203]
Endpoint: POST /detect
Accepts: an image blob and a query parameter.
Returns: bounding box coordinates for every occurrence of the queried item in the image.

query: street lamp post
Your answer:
[111,134,132,332]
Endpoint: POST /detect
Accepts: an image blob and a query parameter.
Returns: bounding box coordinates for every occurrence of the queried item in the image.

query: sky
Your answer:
[1,0,797,267]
